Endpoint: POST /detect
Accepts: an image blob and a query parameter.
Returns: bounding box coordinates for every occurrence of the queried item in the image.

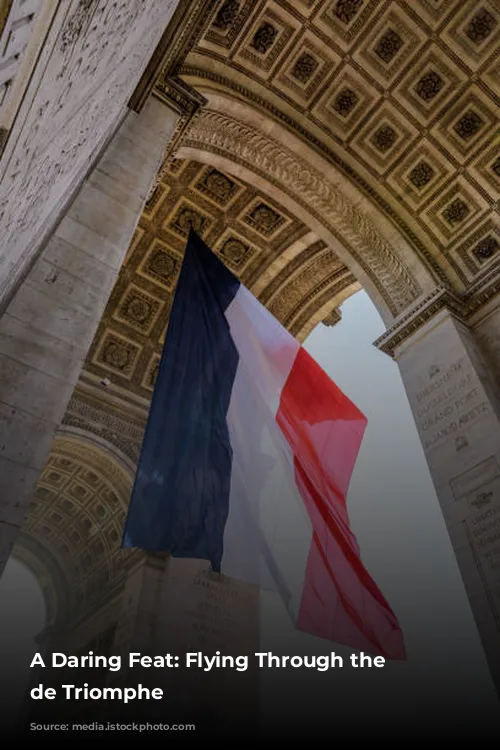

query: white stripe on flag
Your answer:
[221,286,313,621]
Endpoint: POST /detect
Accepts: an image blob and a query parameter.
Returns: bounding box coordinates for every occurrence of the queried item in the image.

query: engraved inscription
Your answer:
[466,507,500,618]
[413,359,490,451]
[163,566,258,654]
[452,461,500,622]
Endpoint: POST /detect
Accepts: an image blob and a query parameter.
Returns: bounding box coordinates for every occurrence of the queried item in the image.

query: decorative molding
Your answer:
[152,76,207,167]
[290,275,354,339]
[258,239,329,306]
[323,307,342,327]
[175,66,456,291]
[149,77,209,188]
[169,0,500,295]
[62,387,146,465]
[181,108,422,315]
[375,275,500,356]
[154,74,207,117]
[83,157,349,399]
[21,433,138,626]
[374,287,464,356]
[0,0,179,313]
[128,0,218,112]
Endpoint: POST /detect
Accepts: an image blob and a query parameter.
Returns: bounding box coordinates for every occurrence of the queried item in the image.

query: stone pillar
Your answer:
[376,289,500,693]
[110,555,260,735]
[0,98,179,578]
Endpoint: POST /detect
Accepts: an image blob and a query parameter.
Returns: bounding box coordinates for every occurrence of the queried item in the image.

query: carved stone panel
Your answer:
[0,0,180,309]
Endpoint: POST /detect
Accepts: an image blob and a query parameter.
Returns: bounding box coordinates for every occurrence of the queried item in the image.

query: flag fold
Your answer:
[123,229,406,660]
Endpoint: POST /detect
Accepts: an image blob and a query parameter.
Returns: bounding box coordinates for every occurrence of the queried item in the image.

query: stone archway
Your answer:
[0,0,499,718]
[12,432,136,634]
[167,0,499,303]
[161,88,500,693]
[175,92,438,323]
[32,89,498,696]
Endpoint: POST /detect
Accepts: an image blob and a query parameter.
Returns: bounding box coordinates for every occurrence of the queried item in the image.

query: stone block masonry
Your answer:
[0,0,181,311]
[395,308,500,693]
[0,98,179,578]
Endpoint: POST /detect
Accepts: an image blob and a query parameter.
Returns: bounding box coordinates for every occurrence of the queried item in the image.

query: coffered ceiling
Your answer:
[175,0,499,291]
[21,436,135,623]
[84,156,358,400]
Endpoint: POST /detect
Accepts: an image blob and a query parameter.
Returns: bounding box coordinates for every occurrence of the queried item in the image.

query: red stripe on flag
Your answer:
[276,347,406,659]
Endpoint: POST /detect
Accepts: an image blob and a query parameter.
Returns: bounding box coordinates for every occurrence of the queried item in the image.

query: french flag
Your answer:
[123,229,405,660]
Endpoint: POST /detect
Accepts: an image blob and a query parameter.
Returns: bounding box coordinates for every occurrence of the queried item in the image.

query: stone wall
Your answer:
[394,308,500,692]
[109,556,260,733]
[0,98,179,578]
[0,0,47,145]
[473,304,500,394]
[0,0,180,310]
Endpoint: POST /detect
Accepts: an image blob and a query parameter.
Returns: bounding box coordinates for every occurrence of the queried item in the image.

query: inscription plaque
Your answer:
[396,312,500,693]
[451,458,500,628]
[412,358,490,452]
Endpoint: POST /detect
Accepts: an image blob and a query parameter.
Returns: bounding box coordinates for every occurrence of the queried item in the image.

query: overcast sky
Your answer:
[0,290,498,729]
[261,290,499,730]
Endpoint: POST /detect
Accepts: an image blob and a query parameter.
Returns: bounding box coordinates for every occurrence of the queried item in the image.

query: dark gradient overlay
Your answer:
[0,556,499,740]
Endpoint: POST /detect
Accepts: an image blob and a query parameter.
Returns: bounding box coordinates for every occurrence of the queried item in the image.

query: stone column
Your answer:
[376,289,500,693]
[0,97,179,578]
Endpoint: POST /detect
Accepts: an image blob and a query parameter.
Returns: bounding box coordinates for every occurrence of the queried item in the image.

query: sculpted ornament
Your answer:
[182,109,421,314]
[212,0,240,31]
[62,396,145,465]
[0,0,176,306]
[60,0,96,52]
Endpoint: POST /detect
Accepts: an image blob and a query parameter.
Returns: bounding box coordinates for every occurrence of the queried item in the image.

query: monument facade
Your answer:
[0,0,499,727]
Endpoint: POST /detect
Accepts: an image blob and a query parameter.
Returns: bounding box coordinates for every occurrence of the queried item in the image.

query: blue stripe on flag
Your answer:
[122,230,240,572]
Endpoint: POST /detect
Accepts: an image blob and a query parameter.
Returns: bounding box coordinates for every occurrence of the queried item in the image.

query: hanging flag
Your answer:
[123,229,406,660]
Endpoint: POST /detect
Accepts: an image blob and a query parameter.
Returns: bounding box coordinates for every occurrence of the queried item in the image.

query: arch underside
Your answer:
[16,0,500,633]
[84,154,364,401]
[176,99,426,322]
[170,0,499,306]
[13,434,138,629]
